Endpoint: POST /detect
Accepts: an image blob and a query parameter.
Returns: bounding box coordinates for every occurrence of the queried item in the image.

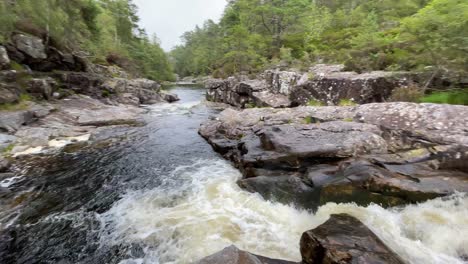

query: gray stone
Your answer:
[194,245,296,264]
[162,91,180,103]
[0,134,17,152]
[15,127,51,147]
[0,84,19,104]
[200,103,468,209]
[301,214,404,264]
[12,34,47,60]
[26,78,56,100]
[0,110,34,133]
[0,46,10,70]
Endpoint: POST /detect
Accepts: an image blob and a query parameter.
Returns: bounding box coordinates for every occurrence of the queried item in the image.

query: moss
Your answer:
[343,117,354,122]
[307,99,324,106]
[10,61,24,71]
[338,99,357,106]
[245,102,256,108]
[2,144,15,154]
[101,89,112,98]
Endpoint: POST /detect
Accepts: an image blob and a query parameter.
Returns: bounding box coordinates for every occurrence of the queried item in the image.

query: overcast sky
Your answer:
[133,0,227,51]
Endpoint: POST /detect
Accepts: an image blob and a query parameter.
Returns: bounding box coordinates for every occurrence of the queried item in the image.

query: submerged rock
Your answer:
[300,214,404,264]
[194,245,296,264]
[200,103,468,209]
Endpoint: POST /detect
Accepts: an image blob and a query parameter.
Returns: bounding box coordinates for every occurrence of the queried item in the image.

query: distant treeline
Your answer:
[171,0,467,78]
[0,0,175,81]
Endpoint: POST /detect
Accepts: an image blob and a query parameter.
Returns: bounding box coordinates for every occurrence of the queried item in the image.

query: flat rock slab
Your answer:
[301,214,404,264]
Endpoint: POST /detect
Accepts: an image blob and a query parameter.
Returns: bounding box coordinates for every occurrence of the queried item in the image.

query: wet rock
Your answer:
[11,34,47,60]
[200,103,468,209]
[301,214,404,264]
[0,46,11,70]
[239,175,317,209]
[162,91,180,103]
[194,245,296,264]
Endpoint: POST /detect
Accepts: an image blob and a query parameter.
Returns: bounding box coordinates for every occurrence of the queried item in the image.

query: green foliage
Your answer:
[0,0,174,81]
[307,99,324,106]
[338,99,357,106]
[2,144,15,154]
[172,0,466,78]
[419,89,468,105]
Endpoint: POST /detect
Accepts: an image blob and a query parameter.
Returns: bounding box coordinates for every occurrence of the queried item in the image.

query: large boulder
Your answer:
[200,103,468,209]
[194,245,296,264]
[291,71,411,106]
[300,214,404,264]
[0,46,11,70]
[11,34,47,60]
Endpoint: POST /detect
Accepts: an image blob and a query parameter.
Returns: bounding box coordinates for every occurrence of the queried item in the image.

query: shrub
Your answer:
[389,85,425,102]
[307,99,324,106]
[338,99,357,106]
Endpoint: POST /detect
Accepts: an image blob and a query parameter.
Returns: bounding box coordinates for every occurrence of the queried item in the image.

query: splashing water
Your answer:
[99,159,468,264]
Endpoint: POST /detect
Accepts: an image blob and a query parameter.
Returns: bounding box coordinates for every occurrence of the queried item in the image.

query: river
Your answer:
[0,86,467,264]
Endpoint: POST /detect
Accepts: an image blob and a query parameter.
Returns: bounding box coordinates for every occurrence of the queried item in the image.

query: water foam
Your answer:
[99,159,468,264]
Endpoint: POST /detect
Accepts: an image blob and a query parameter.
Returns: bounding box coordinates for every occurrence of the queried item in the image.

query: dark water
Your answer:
[0,86,222,263]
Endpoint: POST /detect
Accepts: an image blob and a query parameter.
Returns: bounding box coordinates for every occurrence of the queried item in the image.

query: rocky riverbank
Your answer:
[0,32,179,174]
[205,65,416,108]
[200,102,468,210]
[198,100,468,262]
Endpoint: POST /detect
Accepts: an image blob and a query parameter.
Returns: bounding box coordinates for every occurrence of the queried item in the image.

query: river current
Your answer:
[0,86,466,263]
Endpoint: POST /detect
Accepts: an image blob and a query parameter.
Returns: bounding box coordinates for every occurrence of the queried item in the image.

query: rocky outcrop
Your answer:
[205,66,414,108]
[6,33,86,72]
[291,71,412,106]
[0,95,145,156]
[199,103,468,209]
[194,245,296,264]
[206,77,292,108]
[300,214,404,264]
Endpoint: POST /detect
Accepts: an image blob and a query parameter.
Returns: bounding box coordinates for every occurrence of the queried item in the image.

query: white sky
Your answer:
[133,0,227,51]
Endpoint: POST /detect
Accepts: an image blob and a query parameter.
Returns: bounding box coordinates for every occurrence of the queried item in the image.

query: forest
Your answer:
[171,0,467,79]
[0,0,175,81]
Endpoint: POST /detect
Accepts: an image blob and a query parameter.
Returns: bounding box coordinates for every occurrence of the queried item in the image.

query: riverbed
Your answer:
[0,86,466,264]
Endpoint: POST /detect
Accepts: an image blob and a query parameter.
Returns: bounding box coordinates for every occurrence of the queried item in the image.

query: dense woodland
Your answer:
[172,0,467,78]
[0,0,175,81]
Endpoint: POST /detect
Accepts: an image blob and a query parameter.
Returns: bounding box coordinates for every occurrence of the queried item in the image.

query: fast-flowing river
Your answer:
[0,86,467,264]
